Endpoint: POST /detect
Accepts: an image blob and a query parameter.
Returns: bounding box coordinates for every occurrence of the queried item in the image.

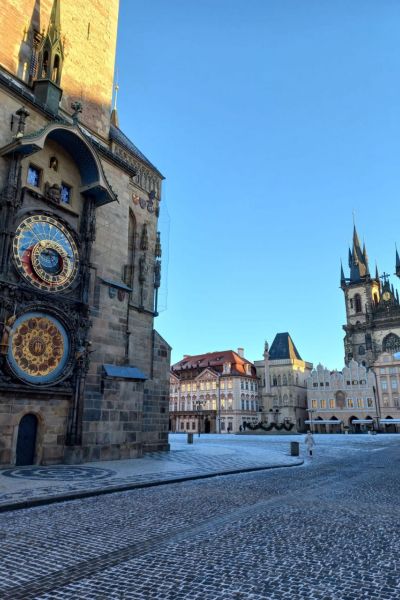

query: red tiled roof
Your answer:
[171,350,256,377]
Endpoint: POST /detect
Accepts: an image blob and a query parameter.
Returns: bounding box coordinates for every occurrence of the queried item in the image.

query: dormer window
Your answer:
[27,165,41,187]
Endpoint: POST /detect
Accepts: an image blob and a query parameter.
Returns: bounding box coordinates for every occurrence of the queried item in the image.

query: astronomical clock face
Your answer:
[7,312,70,384]
[13,215,79,292]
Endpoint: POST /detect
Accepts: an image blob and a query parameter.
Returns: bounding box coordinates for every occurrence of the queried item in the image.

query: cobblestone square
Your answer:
[0,434,399,599]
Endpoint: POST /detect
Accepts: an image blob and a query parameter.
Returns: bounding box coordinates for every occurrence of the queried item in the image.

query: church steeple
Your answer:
[349,226,369,282]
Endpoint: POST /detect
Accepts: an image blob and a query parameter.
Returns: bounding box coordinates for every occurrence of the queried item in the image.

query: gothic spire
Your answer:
[349,225,369,282]
[49,0,61,41]
[396,246,400,278]
[340,261,346,289]
[110,81,120,128]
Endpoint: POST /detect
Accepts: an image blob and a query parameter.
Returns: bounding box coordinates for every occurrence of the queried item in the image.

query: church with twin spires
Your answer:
[340,226,400,367]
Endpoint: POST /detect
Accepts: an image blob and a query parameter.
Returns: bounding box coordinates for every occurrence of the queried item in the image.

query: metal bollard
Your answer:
[187,432,194,444]
[290,441,299,457]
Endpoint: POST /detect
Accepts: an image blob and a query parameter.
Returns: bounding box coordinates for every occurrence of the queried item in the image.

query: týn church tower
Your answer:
[0,0,170,466]
[341,226,400,367]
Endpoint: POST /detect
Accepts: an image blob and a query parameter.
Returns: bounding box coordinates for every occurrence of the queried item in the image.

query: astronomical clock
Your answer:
[1,210,82,387]
[13,215,79,293]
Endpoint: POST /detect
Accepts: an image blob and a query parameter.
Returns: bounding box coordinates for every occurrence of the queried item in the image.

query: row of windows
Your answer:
[310,398,374,409]
[272,374,300,386]
[380,378,399,391]
[171,379,235,393]
[382,396,400,407]
[240,380,258,391]
[312,379,367,388]
[170,399,260,412]
[380,367,399,374]
[171,400,233,411]
[27,164,72,204]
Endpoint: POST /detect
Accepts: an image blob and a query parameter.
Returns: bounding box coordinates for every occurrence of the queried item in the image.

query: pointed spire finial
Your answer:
[111,72,120,128]
[396,244,400,278]
[340,260,347,289]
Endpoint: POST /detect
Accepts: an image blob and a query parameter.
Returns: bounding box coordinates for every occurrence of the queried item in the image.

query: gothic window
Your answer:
[350,298,354,309]
[273,377,277,386]
[355,294,362,313]
[366,334,372,350]
[283,394,288,406]
[282,375,287,385]
[382,333,400,353]
[358,345,365,356]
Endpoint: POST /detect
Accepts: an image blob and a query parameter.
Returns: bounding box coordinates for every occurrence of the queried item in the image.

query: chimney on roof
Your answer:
[237,348,244,358]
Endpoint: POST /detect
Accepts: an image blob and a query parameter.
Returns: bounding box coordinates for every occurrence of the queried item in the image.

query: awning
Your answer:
[103,364,148,381]
[351,419,374,424]
[380,419,400,424]
[305,420,342,425]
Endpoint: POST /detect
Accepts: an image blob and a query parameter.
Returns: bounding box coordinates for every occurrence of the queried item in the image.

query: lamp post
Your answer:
[194,399,204,438]
[308,408,315,434]
[217,376,221,434]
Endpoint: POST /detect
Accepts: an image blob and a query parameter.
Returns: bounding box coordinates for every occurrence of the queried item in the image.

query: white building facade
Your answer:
[306,361,378,432]
[169,349,260,434]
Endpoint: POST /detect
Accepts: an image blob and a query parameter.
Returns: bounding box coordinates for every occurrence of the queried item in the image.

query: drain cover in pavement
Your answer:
[1,466,115,481]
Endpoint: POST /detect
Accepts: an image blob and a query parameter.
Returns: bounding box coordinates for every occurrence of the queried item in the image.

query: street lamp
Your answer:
[217,376,221,434]
[308,408,315,434]
[194,399,204,437]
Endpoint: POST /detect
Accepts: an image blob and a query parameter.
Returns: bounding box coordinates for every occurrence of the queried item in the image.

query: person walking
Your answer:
[305,430,316,458]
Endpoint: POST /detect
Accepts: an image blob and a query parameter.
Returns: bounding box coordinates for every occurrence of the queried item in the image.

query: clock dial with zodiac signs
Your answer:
[7,312,70,384]
[13,215,79,292]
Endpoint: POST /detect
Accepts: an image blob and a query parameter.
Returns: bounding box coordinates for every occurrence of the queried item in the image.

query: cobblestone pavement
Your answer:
[0,434,302,508]
[0,435,399,599]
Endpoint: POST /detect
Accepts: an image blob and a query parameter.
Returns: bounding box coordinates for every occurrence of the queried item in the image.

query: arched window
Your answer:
[42,50,49,78]
[283,394,289,406]
[383,333,400,353]
[282,374,287,385]
[358,345,365,355]
[52,54,60,83]
[354,294,362,313]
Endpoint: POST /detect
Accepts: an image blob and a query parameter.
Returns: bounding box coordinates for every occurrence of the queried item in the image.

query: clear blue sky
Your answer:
[116,0,400,369]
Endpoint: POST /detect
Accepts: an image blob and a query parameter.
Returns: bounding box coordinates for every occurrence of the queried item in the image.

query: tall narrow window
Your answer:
[125,211,136,286]
[355,294,362,313]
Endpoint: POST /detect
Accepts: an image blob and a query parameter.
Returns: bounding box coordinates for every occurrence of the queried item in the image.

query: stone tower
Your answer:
[341,226,400,367]
[0,0,170,466]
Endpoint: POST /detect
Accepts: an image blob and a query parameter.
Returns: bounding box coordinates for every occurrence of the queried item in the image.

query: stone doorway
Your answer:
[16,414,38,466]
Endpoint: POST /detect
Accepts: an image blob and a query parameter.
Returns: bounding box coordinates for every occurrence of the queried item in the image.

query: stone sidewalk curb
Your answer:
[0,459,303,513]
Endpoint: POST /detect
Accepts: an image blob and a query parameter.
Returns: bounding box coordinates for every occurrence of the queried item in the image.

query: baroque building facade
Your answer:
[0,0,170,466]
[170,349,260,434]
[255,333,312,433]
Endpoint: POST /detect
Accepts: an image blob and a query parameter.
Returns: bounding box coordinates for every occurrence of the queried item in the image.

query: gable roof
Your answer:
[269,333,302,361]
[109,124,164,178]
[172,350,256,377]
